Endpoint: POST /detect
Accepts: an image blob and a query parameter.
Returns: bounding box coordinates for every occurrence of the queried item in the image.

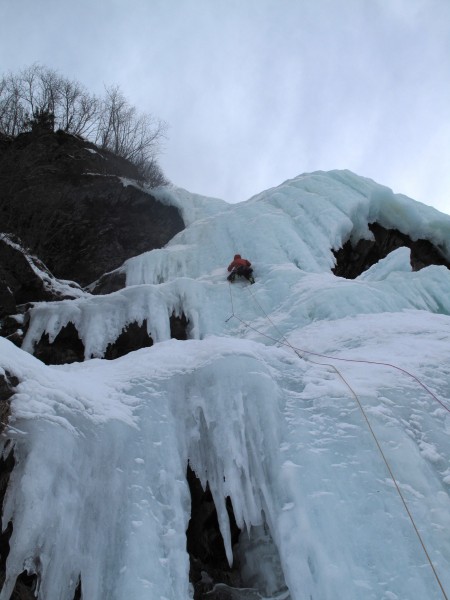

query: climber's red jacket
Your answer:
[227,254,251,271]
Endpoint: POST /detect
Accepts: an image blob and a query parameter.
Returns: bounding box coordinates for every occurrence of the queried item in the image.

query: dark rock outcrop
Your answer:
[0,235,84,348]
[0,521,13,596]
[9,571,38,600]
[186,466,242,599]
[31,314,189,365]
[0,236,55,316]
[104,321,153,360]
[32,324,86,365]
[333,223,450,279]
[88,269,127,295]
[0,371,19,434]
[0,129,184,286]
[0,374,17,594]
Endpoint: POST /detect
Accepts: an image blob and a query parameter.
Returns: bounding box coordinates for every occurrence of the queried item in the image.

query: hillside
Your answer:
[1,164,450,600]
[0,129,183,286]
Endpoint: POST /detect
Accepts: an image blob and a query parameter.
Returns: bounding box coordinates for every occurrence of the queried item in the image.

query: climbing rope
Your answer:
[245,283,450,414]
[226,281,449,600]
[225,281,235,323]
[333,363,449,600]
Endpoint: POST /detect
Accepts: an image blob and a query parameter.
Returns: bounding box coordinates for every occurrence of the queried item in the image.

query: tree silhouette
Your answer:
[0,64,168,186]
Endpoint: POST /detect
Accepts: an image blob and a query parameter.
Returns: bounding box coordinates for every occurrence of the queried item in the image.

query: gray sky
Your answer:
[1,0,450,213]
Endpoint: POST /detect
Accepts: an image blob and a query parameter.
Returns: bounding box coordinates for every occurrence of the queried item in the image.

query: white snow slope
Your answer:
[1,170,450,600]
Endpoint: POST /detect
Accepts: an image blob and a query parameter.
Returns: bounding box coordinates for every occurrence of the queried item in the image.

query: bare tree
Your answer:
[95,85,127,152]
[0,73,27,136]
[95,85,167,181]
[18,64,40,115]
[58,78,99,136]
[0,65,60,134]
[35,65,61,117]
[0,65,168,186]
[137,157,169,187]
[0,77,8,129]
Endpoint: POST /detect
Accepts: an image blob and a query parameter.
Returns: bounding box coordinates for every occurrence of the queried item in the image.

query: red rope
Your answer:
[228,283,450,414]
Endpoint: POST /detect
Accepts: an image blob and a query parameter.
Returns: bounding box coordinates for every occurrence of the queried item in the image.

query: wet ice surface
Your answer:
[1,170,450,599]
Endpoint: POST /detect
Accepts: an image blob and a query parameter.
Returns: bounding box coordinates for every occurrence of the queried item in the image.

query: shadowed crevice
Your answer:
[333,222,450,279]
[170,313,189,341]
[73,578,82,600]
[104,320,153,359]
[33,322,85,365]
[10,571,38,599]
[31,311,190,364]
[186,465,242,599]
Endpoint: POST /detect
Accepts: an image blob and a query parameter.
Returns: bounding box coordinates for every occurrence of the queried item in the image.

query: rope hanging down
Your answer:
[226,281,449,600]
[228,282,450,413]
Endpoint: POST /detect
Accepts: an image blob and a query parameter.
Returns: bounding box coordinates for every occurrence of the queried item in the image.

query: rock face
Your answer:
[0,374,25,597]
[32,324,86,365]
[0,130,184,286]
[186,466,242,599]
[30,314,189,366]
[333,223,450,278]
[0,129,185,359]
[0,235,83,314]
[0,236,52,317]
[0,371,18,435]
[0,235,85,348]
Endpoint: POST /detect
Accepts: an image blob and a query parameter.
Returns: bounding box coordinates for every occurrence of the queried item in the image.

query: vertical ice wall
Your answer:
[2,171,450,599]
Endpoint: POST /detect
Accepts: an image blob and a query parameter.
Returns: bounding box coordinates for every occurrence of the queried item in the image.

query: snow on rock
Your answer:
[1,170,450,600]
[0,234,87,301]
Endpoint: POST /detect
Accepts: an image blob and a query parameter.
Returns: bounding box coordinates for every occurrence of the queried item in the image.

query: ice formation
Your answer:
[1,170,450,600]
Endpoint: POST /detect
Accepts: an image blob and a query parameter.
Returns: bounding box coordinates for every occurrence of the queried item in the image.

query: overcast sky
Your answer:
[1,0,449,213]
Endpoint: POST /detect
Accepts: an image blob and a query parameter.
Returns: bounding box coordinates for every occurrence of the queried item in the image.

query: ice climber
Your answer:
[227,254,255,284]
